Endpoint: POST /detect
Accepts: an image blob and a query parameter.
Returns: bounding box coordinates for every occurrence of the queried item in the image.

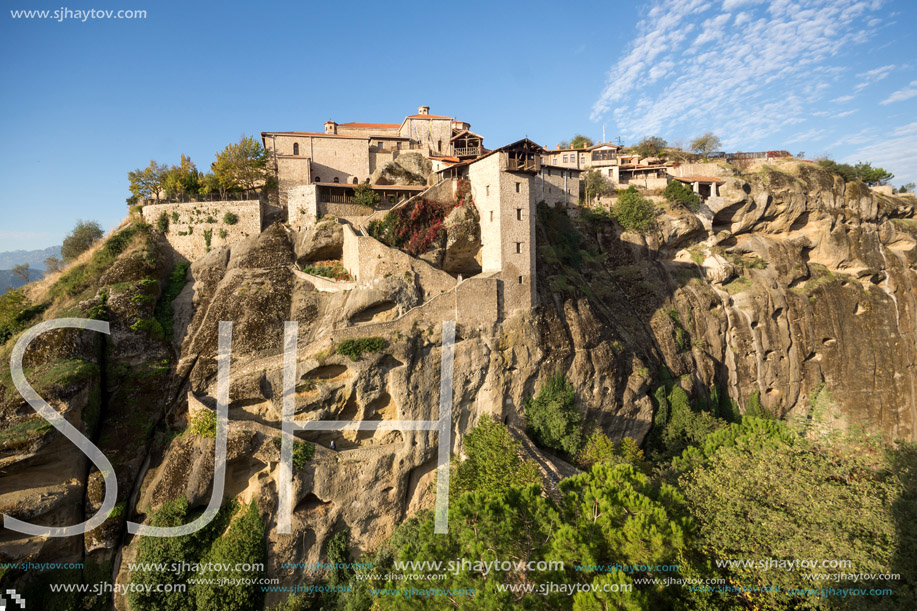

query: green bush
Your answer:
[336,337,386,361]
[61,219,104,262]
[301,261,351,281]
[612,187,656,232]
[154,261,190,340]
[575,431,646,471]
[203,228,213,250]
[273,437,315,469]
[662,180,701,212]
[156,212,169,233]
[189,410,217,438]
[223,211,239,225]
[525,372,583,455]
[195,501,266,611]
[352,183,381,208]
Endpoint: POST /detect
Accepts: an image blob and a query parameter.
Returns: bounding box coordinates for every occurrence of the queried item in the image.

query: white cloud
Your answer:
[854,64,896,91]
[835,109,857,118]
[786,128,827,144]
[881,80,917,105]
[843,124,917,185]
[591,0,886,147]
[831,94,855,103]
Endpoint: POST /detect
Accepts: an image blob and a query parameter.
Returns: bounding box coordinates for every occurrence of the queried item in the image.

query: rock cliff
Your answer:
[1,160,915,605]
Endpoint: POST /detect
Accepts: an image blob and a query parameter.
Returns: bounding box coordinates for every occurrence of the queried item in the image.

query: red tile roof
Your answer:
[261,131,366,139]
[338,122,401,129]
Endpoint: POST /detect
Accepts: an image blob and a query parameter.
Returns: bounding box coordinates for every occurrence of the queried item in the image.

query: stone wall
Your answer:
[669,162,734,178]
[141,200,262,261]
[288,185,319,231]
[468,153,537,312]
[537,166,581,207]
[342,224,455,299]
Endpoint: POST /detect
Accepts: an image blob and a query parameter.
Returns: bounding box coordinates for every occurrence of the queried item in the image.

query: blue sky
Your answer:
[1,0,915,251]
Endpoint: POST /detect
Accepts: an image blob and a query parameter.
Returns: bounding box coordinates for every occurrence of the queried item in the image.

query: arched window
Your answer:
[314,176,321,183]
[333,177,339,183]
[293,143,299,155]
[353,177,358,184]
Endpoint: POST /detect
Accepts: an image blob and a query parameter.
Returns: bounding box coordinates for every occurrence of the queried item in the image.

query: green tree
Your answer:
[854,161,894,185]
[575,431,646,470]
[451,415,540,498]
[570,134,594,149]
[634,136,667,157]
[899,182,915,193]
[44,256,62,274]
[11,263,30,284]
[690,132,722,160]
[60,219,104,262]
[663,180,701,212]
[680,428,906,610]
[128,160,168,203]
[161,154,202,200]
[212,135,273,194]
[612,186,656,233]
[352,183,381,208]
[583,169,611,203]
[525,372,583,455]
[194,501,266,611]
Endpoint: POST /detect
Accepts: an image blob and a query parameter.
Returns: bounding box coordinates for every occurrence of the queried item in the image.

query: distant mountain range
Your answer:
[0,245,60,292]
[0,245,61,271]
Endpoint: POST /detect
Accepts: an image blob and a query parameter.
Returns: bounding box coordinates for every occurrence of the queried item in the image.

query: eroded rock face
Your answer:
[6,161,917,605]
[370,152,431,186]
[293,220,343,264]
[441,204,482,275]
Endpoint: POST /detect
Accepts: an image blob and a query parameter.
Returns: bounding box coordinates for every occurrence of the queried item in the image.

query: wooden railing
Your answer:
[453,146,482,157]
[324,192,354,204]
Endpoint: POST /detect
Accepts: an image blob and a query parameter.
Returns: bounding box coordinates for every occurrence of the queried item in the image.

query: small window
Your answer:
[515,182,521,193]
[293,142,299,155]
[315,176,321,183]
[518,275,524,284]
[515,242,522,254]
[490,211,494,222]
[486,185,490,196]
[562,154,568,162]
[353,177,358,184]
[333,177,339,183]
[516,208,522,220]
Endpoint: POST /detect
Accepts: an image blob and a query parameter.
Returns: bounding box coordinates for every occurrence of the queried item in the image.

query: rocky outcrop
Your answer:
[3,161,917,606]
[370,152,431,186]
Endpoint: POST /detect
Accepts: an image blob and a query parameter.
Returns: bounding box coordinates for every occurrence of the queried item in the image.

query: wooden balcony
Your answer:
[453,146,482,158]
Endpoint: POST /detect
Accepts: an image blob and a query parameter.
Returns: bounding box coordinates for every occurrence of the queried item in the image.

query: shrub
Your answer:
[156,212,169,233]
[273,437,315,469]
[336,337,386,361]
[352,183,381,208]
[223,211,239,225]
[367,197,455,255]
[301,260,351,281]
[154,261,190,340]
[189,410,217,438]
[525,372,583,455]
[61,219,104,262]
[662,180,701,212]
[203,228,213,250]
[612,187,656,232]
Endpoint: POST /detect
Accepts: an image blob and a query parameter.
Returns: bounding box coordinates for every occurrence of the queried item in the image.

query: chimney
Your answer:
[324,120,337,134]
[417,105,430,115]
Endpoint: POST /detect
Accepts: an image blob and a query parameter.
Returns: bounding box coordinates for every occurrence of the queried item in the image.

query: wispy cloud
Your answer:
[843,122,917,185]
[854,64,896,92]
[832,95,855,103]
[881,80,917,105]
[591,0,886,146]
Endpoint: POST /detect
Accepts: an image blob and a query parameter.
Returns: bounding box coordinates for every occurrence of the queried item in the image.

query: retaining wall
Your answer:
[142,200,262,260]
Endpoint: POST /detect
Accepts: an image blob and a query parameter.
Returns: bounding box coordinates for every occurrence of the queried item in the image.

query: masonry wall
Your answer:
[342,224,456,299]
[537,166,581,207]
[276,156,311,208]
[287,185,318,231]
[141,200,262,261]
[669,162,733,178]
[400,118,453,154]
[467,153,536,312]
